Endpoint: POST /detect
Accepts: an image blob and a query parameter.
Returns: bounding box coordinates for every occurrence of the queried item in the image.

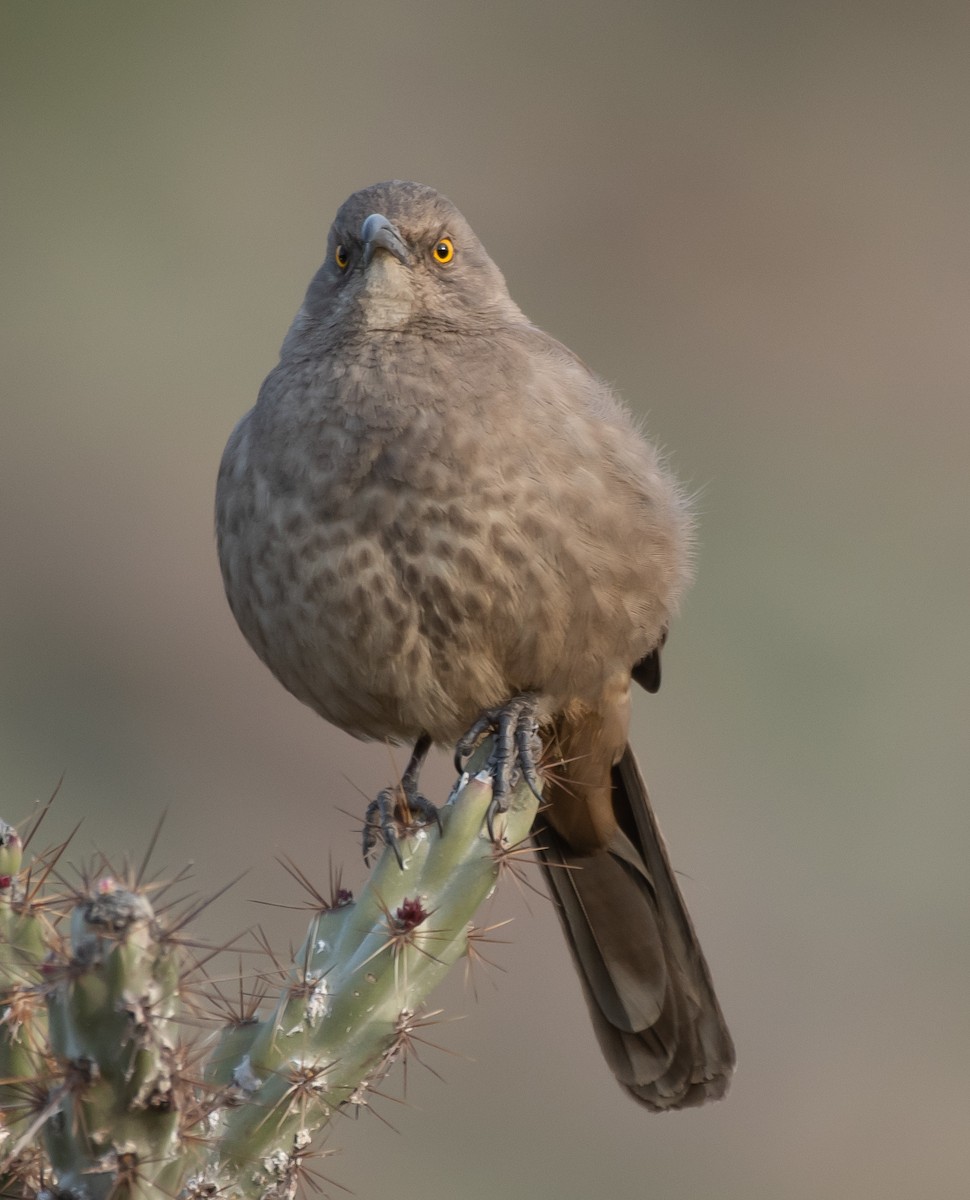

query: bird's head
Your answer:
[282,181,523,354]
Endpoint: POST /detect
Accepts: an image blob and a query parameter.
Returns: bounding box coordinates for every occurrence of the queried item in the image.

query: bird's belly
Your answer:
[218,443,660,746]
[220,484,532,744]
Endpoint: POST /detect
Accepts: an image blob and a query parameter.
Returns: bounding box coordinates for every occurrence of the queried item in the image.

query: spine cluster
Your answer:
[0,746,538,1200]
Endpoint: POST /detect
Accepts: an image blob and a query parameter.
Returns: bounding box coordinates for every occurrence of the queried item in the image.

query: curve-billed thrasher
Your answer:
[216,181,735,1109]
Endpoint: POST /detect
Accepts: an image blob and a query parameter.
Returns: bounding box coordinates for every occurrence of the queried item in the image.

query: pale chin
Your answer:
[359,255,415,329]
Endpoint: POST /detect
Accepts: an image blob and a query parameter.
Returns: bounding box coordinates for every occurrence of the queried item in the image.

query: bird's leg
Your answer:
[455,693,545,839]
[363,732,439,865]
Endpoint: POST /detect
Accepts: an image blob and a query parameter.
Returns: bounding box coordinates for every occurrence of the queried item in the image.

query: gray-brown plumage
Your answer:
[216,180,734,1109]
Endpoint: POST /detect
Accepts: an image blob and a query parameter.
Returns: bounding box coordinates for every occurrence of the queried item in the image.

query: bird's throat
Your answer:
[359,255,414,330]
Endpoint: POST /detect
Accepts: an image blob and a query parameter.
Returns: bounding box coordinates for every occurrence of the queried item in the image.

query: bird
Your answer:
[215,180,735,1109]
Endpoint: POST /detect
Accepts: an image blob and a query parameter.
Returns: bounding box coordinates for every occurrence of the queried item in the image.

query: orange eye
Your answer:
[432,237,454,264]
[334,244,350,270]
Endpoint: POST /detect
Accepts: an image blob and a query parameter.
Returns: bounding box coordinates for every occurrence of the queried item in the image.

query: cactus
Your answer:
[0,742,540,1199]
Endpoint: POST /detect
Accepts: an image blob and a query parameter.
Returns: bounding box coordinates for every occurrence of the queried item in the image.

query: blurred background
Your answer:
[2,2,968,1196]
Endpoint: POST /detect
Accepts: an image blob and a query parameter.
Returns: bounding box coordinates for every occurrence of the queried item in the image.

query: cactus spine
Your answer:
[0,746,540,1199]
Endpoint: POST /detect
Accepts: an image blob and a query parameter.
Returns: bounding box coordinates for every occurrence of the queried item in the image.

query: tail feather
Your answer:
[535,743,734,1110]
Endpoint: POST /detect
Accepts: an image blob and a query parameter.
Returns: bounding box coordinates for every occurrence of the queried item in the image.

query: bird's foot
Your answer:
[363,783,440,866]
[455,692,545,839]
[363,733,439,866]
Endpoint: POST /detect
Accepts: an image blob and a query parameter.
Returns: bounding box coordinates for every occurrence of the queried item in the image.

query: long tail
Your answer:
[534,743,735,1110]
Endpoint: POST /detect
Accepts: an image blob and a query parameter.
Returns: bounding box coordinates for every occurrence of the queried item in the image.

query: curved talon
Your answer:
[363,786,440,867]
[363,733,438,867]
[515,721,545,803]
[458,693,545,842]
[454,712,492,773]
[363,789,401,867]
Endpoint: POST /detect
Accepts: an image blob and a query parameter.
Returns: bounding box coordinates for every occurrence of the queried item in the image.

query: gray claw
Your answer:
[459,693,544,841]
[363,786,439,867]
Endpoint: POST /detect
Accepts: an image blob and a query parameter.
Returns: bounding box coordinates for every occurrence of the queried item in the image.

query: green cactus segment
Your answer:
[0,821,23,880]
[0,823,44,988]
[206,1016,264,1090]
[0,820,51,1162]
[211,759,539,1194]
[0,738,543,1200]
[43,880,182,1200]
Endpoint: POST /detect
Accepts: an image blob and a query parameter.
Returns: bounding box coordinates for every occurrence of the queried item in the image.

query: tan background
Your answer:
[2,3,968,1197]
